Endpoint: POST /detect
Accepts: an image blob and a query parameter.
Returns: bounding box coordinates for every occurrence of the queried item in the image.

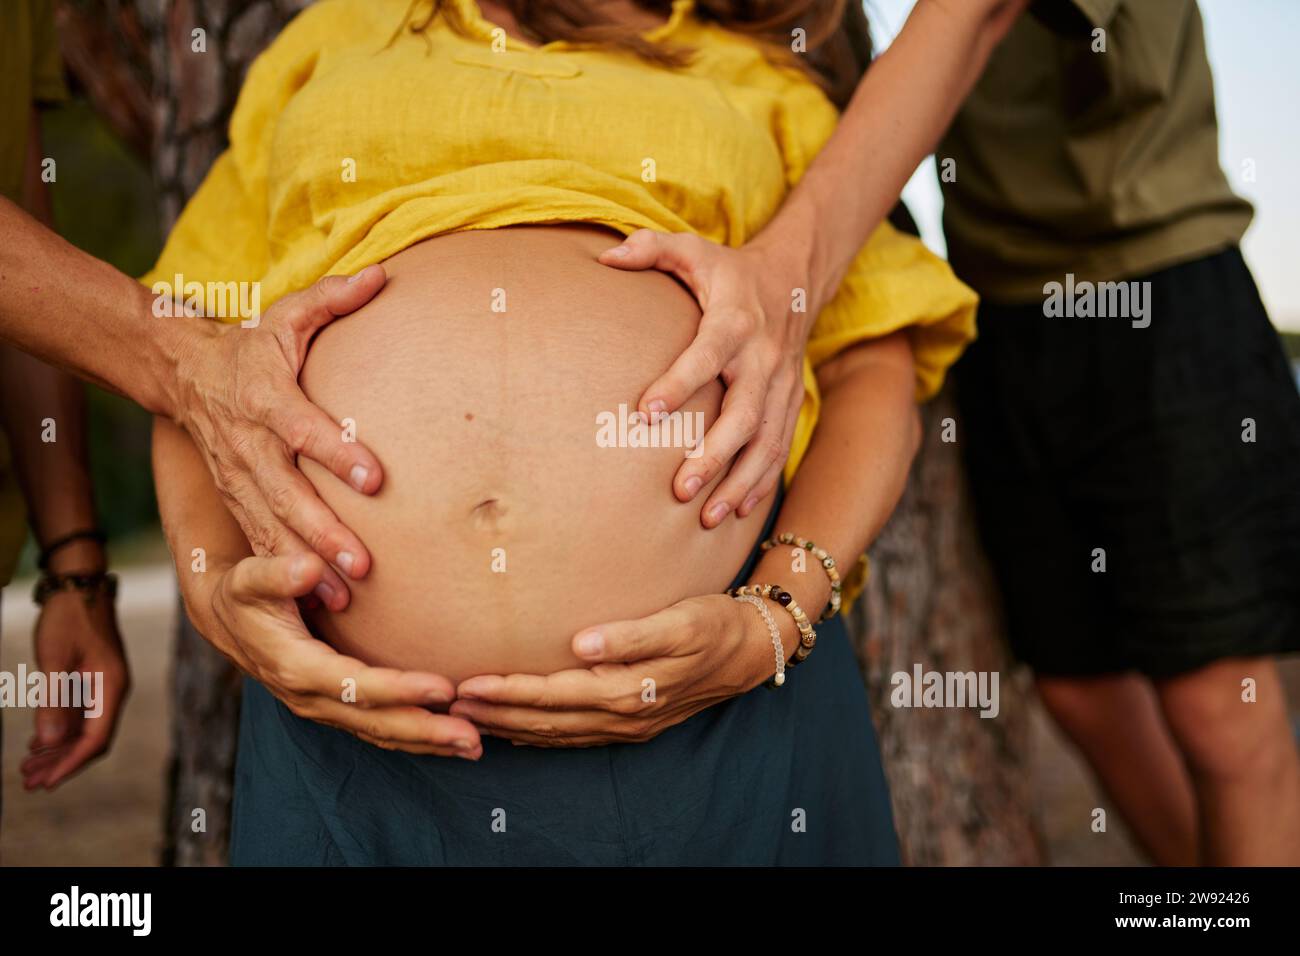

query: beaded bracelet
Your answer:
[33,571,118,607]
[759,533,841,622]
[733,593,786,688]
[727,583,817,667]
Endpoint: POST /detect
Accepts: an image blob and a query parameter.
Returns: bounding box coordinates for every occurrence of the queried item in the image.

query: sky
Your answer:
[864,0,1300,330]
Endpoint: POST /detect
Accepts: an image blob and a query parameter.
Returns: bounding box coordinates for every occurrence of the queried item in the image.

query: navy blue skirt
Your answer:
[230,502,899,866]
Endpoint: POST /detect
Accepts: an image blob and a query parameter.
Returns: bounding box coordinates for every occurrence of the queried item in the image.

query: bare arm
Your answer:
[3,108,128,791]
[600,0,1028,522]
[746,331,920,656]
[0,151,388,593]
[763,0,1032,318]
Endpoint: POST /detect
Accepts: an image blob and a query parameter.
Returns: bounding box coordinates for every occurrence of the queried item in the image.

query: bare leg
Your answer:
[1156,657,1300,865]
[1036,673,1198,865]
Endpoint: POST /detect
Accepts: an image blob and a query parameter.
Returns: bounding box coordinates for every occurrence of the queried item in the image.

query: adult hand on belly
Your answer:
[173,267,389,606]
[209,552,481,758]
[448,595,775,747]
[599,230,813,528]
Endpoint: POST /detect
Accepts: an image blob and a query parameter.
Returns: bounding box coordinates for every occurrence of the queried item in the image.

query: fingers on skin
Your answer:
[277,265,388,338]
[706,372,803,521]
[335,660,459,710]
[738,388,804,518]
[271,394,383,498]
[457,667,642,712]
[597,229,705,276]
[234,503,352,610]
[673,369,767,515]
[248,632,458,712]
[307,697,481,758]
[231,623,473,754]
[641,316,746,426]
[570,604,695,665]
[228,552,327,604]
[255,430,373,579]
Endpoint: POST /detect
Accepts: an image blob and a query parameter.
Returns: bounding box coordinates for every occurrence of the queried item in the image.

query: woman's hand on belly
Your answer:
[600,229,814,527]
[448,594,783,747]
[209,552,483,758]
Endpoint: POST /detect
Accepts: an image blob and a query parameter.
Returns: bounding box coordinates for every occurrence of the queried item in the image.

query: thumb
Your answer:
[273,264,389,340]
[228,553,326,604]
[598,230,704,279]
[571,603,691,663]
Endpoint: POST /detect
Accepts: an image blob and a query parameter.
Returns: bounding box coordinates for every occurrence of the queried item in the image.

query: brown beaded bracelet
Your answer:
[759,533,842,623]
[726,583,817,668]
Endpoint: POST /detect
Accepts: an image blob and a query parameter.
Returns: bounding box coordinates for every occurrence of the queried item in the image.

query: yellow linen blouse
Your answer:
[144,0,977,486]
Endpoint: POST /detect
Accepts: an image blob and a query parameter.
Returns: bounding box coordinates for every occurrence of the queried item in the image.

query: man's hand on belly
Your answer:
[449,595,775,747]
[203,551,482,758]
[170,267,389,609]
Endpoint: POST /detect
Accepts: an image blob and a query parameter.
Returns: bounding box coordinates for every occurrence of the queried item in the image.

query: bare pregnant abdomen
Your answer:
[299,225,760,681]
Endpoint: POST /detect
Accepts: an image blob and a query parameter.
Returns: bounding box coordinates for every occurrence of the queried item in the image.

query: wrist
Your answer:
[750,218,820,339]
[148,296,214,421]
[43,538,107,575]
[746,552,831,664]
[754,188,839,327]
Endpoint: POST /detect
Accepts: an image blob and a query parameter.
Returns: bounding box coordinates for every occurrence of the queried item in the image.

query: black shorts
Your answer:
[954,246,1300,677]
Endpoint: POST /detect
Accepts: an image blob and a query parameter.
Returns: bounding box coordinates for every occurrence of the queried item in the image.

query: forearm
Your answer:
[0,345,101,567]
[757,0,1030,321]
[0,196,192,415]
[152,416,251,636]
[749,332,920,657]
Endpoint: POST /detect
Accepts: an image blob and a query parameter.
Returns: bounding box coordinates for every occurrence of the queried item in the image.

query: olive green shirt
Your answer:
[0,0,67,586]
[937,0,1253,302]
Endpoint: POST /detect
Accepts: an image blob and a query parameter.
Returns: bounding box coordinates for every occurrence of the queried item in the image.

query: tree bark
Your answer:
[60,0,1043,866]
[853,387,1042,865]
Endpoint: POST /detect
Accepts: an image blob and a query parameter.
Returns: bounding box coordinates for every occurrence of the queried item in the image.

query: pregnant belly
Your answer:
[299,225,761,681]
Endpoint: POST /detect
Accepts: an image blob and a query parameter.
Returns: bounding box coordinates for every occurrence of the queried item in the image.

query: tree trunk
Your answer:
[852,387,1043,865]
[60,0,1043,866]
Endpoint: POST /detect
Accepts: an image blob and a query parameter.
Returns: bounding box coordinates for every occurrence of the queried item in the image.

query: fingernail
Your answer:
[313,580,335,604]
[349,464,370,490]
[707,502,731,524]
[606,244,629,258]
[683,475,703,498]
[346,266,369,284]
[336,551,355,576]
[576,631,604,657]
[454,738,475,751]
[425,688,450,705]
[647,399,666,416]
[741,496,758,515]
[289,555,312,585]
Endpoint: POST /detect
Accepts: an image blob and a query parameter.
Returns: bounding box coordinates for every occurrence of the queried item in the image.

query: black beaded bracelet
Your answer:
[33,571,118,607]
[38,529,107,571]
